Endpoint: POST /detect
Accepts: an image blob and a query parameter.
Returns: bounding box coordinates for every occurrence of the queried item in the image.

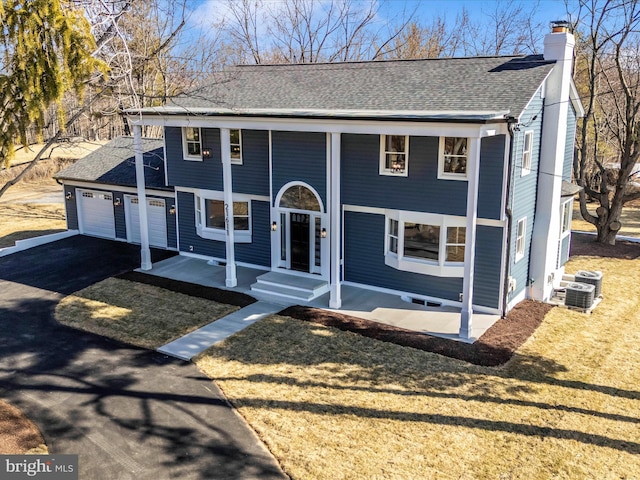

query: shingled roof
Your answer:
[133,55,555,121]
[54,137,170,190]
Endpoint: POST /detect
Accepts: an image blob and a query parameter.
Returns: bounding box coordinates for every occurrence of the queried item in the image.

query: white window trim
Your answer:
[230,129,242,165]
[194,192,252,243]
[438,136,469,181]
[515,217,527,262]
[182,127,203,161]
[521,130,533,176]
[560,199,572,237]
[384,210,466,277]
[379,135,409,177]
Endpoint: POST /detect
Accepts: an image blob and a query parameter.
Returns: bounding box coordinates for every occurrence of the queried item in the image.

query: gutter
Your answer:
[502,116,518,316]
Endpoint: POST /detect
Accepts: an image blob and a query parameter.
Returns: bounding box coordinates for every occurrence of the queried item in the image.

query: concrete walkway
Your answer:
[158,301,284,361]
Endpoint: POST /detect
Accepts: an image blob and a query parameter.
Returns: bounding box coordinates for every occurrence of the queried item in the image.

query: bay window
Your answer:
[195,194,251,242]
[385,211,466,277]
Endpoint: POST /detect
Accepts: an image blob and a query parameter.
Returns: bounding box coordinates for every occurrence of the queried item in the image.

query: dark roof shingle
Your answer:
[140,55,555,120]
[54,137,169,190]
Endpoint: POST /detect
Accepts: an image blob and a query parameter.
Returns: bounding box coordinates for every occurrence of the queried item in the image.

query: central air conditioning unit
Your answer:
[574,270,603,297]
[565,282,595,309]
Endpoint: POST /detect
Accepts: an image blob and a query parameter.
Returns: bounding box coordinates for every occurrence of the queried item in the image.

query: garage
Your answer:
[77,189,116,239]
[125,196,168,248]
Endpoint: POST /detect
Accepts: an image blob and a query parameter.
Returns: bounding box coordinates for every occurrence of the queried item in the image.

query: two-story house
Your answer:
[56,21,584,339]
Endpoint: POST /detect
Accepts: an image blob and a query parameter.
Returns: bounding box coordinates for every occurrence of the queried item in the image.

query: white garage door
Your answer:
[126,196,168,248]
[77,190,116,239]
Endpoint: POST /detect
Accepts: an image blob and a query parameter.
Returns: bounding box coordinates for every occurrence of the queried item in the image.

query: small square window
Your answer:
[522,131,533,175]
[438,137,468,179]
[380,135,409,176]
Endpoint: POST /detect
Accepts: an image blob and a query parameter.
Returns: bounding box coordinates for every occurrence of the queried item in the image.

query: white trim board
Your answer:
[63,181,174,198]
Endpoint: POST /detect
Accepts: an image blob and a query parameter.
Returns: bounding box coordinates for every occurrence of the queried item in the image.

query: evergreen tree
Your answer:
[0,0,107,167]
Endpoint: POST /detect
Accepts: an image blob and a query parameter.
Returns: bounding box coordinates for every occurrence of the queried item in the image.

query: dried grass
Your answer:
[0,157,76,184]
[0,203,66,248]
[195,255,640,480]
[572,200,640,237]
[55,278,239,349]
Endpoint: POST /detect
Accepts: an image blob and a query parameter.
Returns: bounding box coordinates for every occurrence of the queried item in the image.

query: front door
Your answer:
[273,183,327,278]
[290,213,310,272]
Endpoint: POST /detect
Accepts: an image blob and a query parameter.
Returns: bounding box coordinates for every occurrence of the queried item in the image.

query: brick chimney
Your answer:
[529,21,576,301]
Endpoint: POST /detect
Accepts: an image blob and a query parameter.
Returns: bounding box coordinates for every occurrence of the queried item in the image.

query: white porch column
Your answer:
[221,128,237,287]
[133,124,152,271]
[460,136,481,339]
[329,132,342,309]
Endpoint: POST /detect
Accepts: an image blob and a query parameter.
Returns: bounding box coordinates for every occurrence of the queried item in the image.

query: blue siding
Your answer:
[477,135,506,220]
[177,191,225,257]
[114,193,126,240]
[508,86,544,302]
[344,211,464,303]
[473,225,504,309]
[166,199,178,249]
[341,134,467,215]
[559,234,571,266]
[233,130,269,196]
[165,127,222,190]
[236,201,271,267]
[176,191,271,266]
[563,104,577,181]
[272,131,326,211]
[64,184,78,230]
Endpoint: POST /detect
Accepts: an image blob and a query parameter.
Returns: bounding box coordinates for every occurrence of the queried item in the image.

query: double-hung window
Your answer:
[515,217,527,261]
[522,130,533,175]
[380,135,409,176]
[438,137,468,179]
[183,127,202,160]
[230,129,242,164]
[195,194,251,242]
[385,212,466,277]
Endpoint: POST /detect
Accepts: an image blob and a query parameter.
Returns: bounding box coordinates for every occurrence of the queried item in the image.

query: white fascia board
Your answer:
[569,80,585,118]
[127,114,506,138]
[175,186,269,203]
[517,72,553,123]
[342,204,506,227]
[128,106,508,120]
[63,181,174,198]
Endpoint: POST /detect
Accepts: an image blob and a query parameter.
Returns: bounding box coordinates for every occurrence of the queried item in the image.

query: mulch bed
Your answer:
[118,234,632,367]
[280,301,553,367]
[0,400,45,454]
[570,232,640,259]
[116,271,256,307]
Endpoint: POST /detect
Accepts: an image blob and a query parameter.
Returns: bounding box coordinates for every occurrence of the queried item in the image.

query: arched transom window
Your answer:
[278,185,321,211]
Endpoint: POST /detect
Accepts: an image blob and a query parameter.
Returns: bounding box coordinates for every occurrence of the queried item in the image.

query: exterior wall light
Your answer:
[202,148,212,159]
[321,228,327,238]
[169,205,176,215]
[114,198,122,207]
[65,191,73,200]
[271,221,277,231]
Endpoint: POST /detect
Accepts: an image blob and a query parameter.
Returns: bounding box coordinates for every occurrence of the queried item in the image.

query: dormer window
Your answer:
[380,135,409,176]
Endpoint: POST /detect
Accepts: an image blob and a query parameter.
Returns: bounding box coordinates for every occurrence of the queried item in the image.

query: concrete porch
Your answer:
[141,255,500,343]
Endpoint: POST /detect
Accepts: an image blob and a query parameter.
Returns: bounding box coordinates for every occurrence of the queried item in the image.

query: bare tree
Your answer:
[218,0,415,64]
[573,0,640,244]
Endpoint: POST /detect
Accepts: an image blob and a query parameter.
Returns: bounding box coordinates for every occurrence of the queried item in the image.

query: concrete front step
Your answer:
[251,271,328,301]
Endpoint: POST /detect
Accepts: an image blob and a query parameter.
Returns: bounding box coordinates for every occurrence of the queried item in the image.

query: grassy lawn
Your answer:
[55,278,239,349]
[195,253,640,479]
[0,203,66,248]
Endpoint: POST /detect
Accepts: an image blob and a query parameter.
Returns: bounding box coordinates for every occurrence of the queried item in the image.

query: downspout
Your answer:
[502,116,518,316]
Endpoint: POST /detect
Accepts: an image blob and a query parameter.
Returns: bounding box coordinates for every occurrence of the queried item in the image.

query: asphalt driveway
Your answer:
[0,236,286,479]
